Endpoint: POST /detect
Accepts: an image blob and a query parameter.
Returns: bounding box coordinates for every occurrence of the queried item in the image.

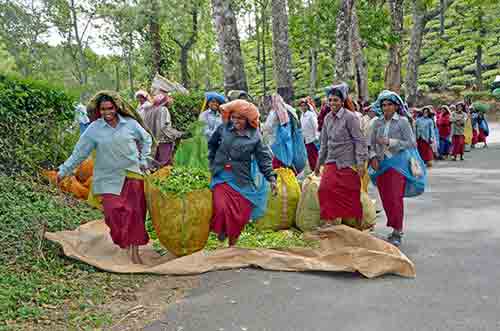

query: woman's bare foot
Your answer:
[131,245,144,264]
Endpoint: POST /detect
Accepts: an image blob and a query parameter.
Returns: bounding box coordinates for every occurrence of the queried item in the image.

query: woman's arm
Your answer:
[58,130,96,178]
[390,118,417,151]
[254,138,276,183]
[208,124,223,166]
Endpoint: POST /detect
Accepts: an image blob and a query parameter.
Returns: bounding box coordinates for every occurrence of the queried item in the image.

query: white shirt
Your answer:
[300,110,319,144]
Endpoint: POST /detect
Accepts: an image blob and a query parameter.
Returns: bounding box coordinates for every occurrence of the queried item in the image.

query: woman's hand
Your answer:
[314,165,321,177]
[270,181,278,196]
[370,158,379,171]
[377,137,389,146]
[357,166,365,178]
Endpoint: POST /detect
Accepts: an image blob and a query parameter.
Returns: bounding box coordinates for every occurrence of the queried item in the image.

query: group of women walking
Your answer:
[415,102,489,165]
[57,82,436,264]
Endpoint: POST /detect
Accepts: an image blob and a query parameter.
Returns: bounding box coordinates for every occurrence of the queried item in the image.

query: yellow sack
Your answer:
[145,167,212,257]
[342,192,376,231]
[295,175,321,232]
[257,168,301,231]
[464,117,473,145]
[86,179,103,210]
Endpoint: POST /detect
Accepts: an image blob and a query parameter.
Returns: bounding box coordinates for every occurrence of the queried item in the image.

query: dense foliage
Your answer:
[152,166,211,197]
[0,74,78,175]
[169,91,205,132]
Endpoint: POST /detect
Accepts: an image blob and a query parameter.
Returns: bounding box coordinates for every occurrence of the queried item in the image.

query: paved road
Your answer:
[146,124,500,331]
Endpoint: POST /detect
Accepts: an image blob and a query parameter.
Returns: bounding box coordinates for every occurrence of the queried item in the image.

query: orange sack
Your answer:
[76,158,94,183]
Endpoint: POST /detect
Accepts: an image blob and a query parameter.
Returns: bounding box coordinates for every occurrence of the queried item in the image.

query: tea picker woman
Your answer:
[57,91,152,264]
[369,90,426,247]
[208,100,277,246]
[199,92,225,141]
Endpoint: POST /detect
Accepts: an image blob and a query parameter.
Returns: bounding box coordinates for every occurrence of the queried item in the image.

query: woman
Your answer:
[415,107,435,167]
[135,90,152,118]
[451,102,467,161]
[314,83,368,228]
[199,92,225,141]
[143,94,180,167]
[208,100,277,246]
[57,91,152,264]
[437,105,452,159]
[262,94,300,171]
[477,111,489,148]
[298,98,320,170]
[369,90,424,247]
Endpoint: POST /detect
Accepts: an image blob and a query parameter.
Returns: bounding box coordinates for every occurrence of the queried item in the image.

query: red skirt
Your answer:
[318,163,362,221]
[101,178,149,249]
[376,169,406,231]
[472,129,479,145]
[451,135,465,156]
[417,139,434,162]
[305,143,319,170]
[211,183,253,239]
[478,129,487,143]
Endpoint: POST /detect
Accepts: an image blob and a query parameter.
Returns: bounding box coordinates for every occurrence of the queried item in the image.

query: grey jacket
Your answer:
[369,113,417,161]
[208,123,276,188]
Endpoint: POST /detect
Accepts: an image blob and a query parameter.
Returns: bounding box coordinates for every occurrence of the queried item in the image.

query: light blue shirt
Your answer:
[415,117,435,143]
[199,109,223,141]
[58,115,152,195]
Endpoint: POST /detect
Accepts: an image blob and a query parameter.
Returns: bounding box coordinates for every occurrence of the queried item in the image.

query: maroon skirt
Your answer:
[478,129,487,143]
[305,143,319,170]
[376,168,406,231]
[451,135,465,156]
[155,142,174,167]
[101,178,149,249]
[211,183,253,239]
[417,139,434,162]
[318,163,362,221]
[472,129,479,145]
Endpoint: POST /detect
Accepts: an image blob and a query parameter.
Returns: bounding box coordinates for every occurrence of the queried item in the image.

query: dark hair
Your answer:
[328,89,344,101]
[95,94,117,110]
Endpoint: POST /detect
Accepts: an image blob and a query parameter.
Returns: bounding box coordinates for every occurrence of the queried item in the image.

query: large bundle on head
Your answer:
[145,166,212,257]
[151,73,189,95]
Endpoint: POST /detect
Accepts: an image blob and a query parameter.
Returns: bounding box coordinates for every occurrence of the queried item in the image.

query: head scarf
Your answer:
[271,94,290,125]
[153,94,169,107]
[371,90,408,117]
[325,82,356,112]
[440,105,450,114]
[455,102,466,112]
[135,90,150,99]
[201,92,226,112]
[221,100,260,129]
[227,90,253,102]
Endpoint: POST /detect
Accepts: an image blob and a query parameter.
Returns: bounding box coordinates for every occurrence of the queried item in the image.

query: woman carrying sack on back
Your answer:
[208,100,277,247]
[314,82,368,229]
[369,90,426,247]
[57,91,153,264]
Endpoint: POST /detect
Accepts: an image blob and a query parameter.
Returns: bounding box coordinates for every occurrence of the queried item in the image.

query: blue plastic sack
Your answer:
[369,148,427,198]
[479,120,489,137]
[289,115,308,174]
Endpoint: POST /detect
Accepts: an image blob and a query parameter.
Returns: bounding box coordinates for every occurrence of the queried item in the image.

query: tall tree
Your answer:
[168,0,201,88]
[351,4,369,102]
[384,0,404,93]
[334,0,354,83]
[405,0,455,105]
[211,0,248,93]
[148,0,163,76]
[271,0,294,103]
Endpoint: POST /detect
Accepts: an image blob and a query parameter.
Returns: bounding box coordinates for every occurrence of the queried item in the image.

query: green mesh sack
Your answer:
[174,121,209,170]
[472,102,490,113]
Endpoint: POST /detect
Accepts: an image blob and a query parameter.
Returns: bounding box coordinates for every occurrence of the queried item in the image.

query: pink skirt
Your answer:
[472,129,479,145]
[478,129,487,143]
[101,178,149,249]
[155,142,174,167]
[318,163,362,221]
[211,183,253,239]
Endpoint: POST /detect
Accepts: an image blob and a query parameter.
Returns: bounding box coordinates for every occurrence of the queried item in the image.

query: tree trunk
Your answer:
[261,1,269,96]
[149,0,163,76]
[439,0,445,36]
[69,0,88,86]
[205,44,212,90]
[351,6,368,102]
[115,62,120,91]
[211,0,248,94]
[475,44,483,90]
[126,33,135,97]
[384,0,404,93]
[405,1,426,106]
[180,47,190,88]
[271,0,294,103]
[309,47,318,96]
[334,0,354,83]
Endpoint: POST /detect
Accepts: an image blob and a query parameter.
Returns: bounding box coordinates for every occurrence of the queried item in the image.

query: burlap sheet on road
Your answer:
[45,220,416,278]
